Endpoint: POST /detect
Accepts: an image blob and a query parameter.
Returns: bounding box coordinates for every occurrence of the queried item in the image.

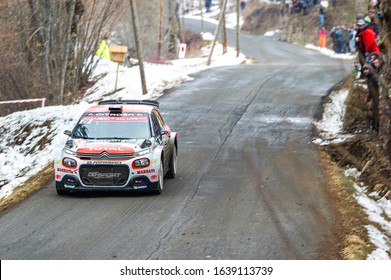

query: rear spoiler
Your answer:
[98,99,159,108]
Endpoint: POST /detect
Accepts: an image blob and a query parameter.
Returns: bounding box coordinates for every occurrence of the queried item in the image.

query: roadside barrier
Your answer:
[0,98,46,107]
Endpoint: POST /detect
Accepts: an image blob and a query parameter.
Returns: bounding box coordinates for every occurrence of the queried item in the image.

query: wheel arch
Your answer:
[170,132,178,155]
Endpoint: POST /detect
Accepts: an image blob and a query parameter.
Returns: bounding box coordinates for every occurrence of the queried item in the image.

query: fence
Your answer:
[0,98,46,107]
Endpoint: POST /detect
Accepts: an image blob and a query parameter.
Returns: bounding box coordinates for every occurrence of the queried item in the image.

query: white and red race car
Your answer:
[54,100,177,195]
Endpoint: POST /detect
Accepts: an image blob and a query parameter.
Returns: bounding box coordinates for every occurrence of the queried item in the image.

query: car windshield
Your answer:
[72,113,151,139]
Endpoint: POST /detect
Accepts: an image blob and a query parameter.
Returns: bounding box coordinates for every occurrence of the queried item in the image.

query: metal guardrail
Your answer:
[0,98,46,107]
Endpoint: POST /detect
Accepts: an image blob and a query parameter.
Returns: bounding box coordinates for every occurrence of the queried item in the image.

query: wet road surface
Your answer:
[0,20,352,259]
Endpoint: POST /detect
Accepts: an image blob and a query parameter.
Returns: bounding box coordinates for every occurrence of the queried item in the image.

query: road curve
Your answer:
[0,20,352,259]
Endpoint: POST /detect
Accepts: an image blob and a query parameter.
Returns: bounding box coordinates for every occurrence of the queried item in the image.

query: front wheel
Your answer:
[165,146,177,179]
[154,162,164,194]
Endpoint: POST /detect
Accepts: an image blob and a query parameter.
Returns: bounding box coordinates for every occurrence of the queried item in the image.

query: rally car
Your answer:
[54,100,177,195]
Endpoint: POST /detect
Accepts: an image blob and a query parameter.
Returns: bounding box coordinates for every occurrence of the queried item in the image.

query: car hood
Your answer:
[65,138,152,156]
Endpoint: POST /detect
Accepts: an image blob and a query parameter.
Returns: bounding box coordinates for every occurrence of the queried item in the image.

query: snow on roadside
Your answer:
[346,169,391,260]
[315,86,391,259]
[0,104,89,199]
[313,89,355,145]
[0,43,244,201]
[305,44,356,60]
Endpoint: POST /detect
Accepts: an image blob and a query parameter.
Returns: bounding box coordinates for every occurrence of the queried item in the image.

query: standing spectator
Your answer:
[303,0,310,15]
[366,9,380,35]
[341,25,350,53]
[371,57,382,73]
[289,0,295,14]
[332,25,343,53]
[320,0,328,9]
[356,13,365,21]
[292,0,301,13]
[362,63,380,132]
[205,0,212,12]
[319,4,325,26]
[240,1,246,10]
[368,0,377,10]
[319,26,328,48]
[348,27,357,54]
[357,19,380,59]
[369,52,379,63]
[369,52,382,73]
[332,0,336,8]
[96,36,111,61]
[330,26,338,52]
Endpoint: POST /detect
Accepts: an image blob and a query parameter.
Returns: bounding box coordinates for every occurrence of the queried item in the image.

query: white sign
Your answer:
[178,43,187,59]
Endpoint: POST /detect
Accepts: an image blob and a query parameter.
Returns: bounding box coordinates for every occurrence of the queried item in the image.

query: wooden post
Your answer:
[221,0,227,54]
[109,45,128,91]
[158,0,163,59]
[207,0,228,66]
[129,0,147,95]
[236,0,240,57]
[200,0,204,32]
[181,0,185,43]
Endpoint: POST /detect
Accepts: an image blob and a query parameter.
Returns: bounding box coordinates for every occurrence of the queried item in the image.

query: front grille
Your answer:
[79,164,129,186]
[76,151,134,160]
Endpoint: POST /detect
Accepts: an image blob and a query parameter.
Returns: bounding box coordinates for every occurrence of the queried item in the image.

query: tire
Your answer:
[56,189,70,195]
[165,146,177,179]
[155,161,164,194]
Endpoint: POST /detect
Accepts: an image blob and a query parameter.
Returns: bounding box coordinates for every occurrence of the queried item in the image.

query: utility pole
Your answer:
[181,0,185,43]
[207,0,228,65]
[158,0,163,59]
[129,0,147,95]
[200,0,204,33]
[236,0,240,57]
[221,0,227,54]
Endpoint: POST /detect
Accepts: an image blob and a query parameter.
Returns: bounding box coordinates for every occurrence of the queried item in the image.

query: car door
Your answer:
[151,111,171,171]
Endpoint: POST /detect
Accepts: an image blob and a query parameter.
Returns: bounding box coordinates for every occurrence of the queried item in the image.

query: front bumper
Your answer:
[56,174,159,192]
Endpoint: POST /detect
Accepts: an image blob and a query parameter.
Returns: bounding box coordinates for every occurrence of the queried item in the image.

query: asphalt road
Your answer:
[0,20,352,259]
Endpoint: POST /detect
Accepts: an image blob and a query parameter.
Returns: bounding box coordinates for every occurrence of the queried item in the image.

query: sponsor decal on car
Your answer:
[81,115,148,122]
[87,172,122,178]
[134,185,147,190]
[86,161,124,165]
[77,146,135,154]
[137,169,156,174]
[57,168,74,174]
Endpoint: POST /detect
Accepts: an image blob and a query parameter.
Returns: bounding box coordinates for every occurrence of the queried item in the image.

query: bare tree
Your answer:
[0,0,121,108]
[1,0,180,114]
[112,0,180,61]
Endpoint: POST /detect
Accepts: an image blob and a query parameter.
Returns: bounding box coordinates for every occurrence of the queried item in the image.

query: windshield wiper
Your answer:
[95,137,131,140]
[71,136,95,139]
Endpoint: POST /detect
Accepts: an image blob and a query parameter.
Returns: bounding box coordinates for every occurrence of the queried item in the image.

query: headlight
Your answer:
[132,158,150,168]
[63,157,77,168]
[64,148,77,156]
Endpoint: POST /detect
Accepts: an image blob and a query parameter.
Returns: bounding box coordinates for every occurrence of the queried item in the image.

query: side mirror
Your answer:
[64,130,72,136]
[161,129,169,136]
